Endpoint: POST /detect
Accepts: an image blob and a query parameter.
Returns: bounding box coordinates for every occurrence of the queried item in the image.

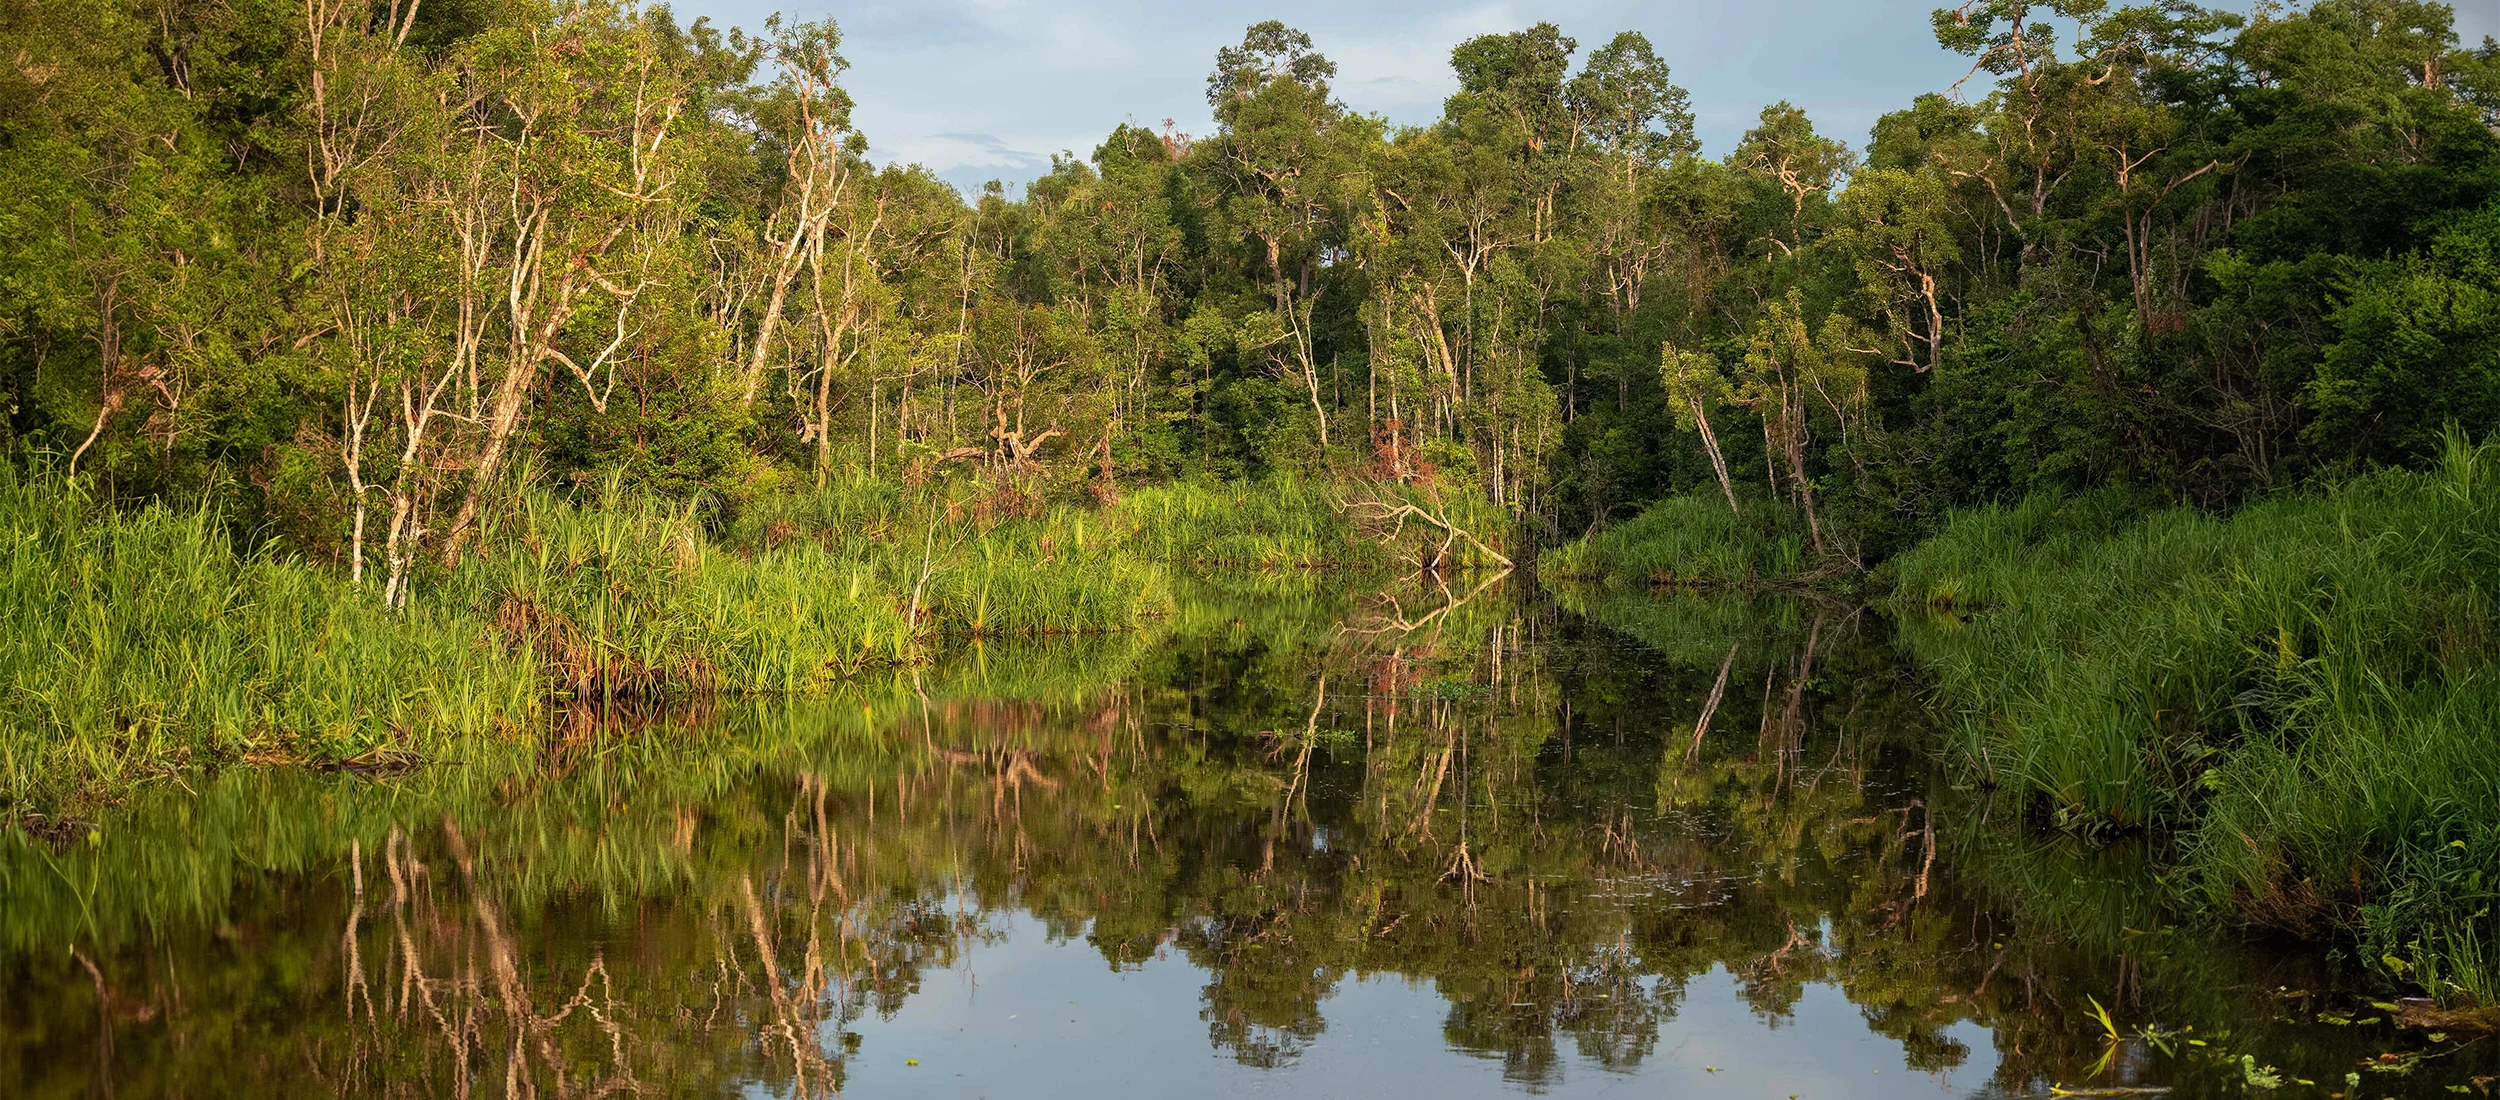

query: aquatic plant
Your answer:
[1891,430,2500,999]
[1542,492,1811,587]
[0,464,542,806]
[448,482,926,694]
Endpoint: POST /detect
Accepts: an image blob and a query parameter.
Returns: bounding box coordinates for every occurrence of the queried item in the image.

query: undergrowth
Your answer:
[1542,492,1811,587]
[1889,430,2500,1002]
[3,466,1503,810]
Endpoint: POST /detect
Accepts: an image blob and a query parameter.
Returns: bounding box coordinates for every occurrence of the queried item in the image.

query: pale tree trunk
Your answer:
[738,173,837,408]
[343,374,379,587]
[1778,393,1826,557]
[1264,236,1329,446]
[440,99,666,565]
[440,332,544,564]
[1687,397,1739,513]
[440,197,609,565]
[738,49,850,409]
[801,197,885,486]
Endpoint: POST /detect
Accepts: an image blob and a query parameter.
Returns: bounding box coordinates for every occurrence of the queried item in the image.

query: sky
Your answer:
[669,0,2500,197]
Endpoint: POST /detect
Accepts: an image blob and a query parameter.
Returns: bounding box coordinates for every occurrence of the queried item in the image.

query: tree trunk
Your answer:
[1689,397,1739,513]
[439,345,542,565]
[1781,396,1826,557]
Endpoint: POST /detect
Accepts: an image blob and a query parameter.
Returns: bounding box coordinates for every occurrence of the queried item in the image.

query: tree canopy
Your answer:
[4,0,2497,568]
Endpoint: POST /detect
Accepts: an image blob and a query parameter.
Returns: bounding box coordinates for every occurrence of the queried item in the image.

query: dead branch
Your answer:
[1331,487,1513,569]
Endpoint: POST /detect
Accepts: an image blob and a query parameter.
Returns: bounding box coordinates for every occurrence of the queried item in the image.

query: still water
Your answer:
[0,588,2483,1096]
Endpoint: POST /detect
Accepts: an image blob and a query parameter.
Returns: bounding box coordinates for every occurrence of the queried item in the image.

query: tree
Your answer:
[434,10,699,564]
[1735,293,1868,558]
[1659,343,1738,512]
[1732,103,1855,262]
[1567,32,1697,331]
[735,17,857,411]
[1205,22,1365,450]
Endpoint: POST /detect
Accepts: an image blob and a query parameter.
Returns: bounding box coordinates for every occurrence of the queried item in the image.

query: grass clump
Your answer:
[1112,479,1364,570]
[1890,430,2500,1000]
[721,476,1181,635]
[725,477,1511,637]
[1543,493,1809,587]
[0,467,541,805]
[914,508,1178,636]
[449,485,923,695]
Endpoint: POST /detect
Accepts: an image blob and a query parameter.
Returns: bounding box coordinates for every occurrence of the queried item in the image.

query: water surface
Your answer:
[1,590,2482,1096]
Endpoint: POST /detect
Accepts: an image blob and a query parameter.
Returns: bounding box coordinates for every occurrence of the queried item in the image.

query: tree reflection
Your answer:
[0,588,2452,1096]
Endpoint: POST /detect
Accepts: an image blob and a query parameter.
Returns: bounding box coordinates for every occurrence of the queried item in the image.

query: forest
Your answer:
[5,0,2500,1014]
[4,0,2490,559]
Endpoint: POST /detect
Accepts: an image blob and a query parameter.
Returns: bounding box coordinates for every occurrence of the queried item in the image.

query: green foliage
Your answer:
[2300,200,2500,464]
[8,0,2494,567]
[1890,432,2500,996]
[0,465,541,806]
[6,0,2500,1016]
[1542,492,1808,586]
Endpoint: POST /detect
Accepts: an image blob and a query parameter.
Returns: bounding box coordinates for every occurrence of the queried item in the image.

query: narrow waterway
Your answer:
[0,588,2481,1096]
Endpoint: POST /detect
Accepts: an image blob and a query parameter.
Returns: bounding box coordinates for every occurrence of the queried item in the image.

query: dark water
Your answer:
[1,589,2485,1097]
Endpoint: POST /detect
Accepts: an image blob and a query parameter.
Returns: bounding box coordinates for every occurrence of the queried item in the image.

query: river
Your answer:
[0,585,2479,1096]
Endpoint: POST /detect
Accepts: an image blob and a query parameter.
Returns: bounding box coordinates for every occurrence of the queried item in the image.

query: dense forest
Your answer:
[7,0,2500,1010]
[5,0,2495,576]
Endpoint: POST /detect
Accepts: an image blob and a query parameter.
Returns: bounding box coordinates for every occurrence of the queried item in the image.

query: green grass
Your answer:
[0,466,542,805]
[1109,478,1509,571]
[449,485,924,694]
[1,467,1499,809]
[723,476,1189,636]
[1543,492,1810,587]
[1889,430,2500,1001]
[721,476,1510,637]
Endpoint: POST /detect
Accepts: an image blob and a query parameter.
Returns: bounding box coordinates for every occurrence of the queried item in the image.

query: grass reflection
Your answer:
[0,588,2481,1097]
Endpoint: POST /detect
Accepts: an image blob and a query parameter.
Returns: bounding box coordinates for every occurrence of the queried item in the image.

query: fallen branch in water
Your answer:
[1329,485,1512,570]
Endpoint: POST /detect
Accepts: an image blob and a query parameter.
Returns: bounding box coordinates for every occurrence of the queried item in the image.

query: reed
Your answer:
[1542,493,1809,587]
[448,482,925,694]
[1111,478,1382,570]
[1889,430,2500,999]
[0,465,542,807]
[723,475,1182,635]
[2,465,1503,810]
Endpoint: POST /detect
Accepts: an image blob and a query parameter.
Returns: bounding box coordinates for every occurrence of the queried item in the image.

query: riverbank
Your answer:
[1555,433,2500,1000]
[0,466,1508,811]
[1889,432,2500,1003]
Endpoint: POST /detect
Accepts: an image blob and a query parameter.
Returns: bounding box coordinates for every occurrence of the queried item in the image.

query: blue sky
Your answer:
[670,0,2500,197]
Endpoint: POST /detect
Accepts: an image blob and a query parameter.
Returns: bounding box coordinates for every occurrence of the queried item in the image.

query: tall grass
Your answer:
[723,476,1510,636]
[1889,431,2500,1000]
[1112,478,1433,570]
[3,466,1503,809]
[0,467,541,805]
[915,507,1178,636]
[723,475,1183,635]
[1543,492,1809,587]
[449,485,923,694]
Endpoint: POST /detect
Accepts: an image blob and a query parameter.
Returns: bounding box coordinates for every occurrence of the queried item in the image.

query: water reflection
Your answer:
[0,590,2481,1097]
